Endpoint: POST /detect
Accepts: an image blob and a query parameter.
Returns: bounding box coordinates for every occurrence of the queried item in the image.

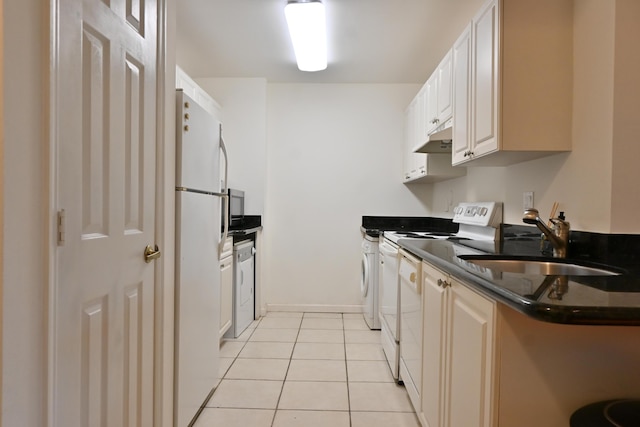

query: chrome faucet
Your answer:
[522,208,570,258]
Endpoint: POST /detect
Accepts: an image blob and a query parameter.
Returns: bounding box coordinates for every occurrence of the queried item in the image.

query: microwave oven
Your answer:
[224,189,244,227]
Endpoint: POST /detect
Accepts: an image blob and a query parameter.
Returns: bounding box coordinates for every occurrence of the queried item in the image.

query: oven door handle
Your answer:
[361,254,369,297]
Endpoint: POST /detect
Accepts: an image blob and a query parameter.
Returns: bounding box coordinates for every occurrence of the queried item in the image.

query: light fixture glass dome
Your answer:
[284,0,327,72]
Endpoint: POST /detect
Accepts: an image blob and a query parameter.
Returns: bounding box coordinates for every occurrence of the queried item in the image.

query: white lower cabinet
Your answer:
[219,236,234,339]
[416,257,640,427]
[420,261,496,427]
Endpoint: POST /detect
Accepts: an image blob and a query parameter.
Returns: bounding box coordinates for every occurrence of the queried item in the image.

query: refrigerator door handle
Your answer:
[220,194,229,253]
[219,123,230,254]
[219,124,228,193]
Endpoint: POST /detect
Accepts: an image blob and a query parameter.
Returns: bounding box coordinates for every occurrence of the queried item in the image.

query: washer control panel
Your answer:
[452,202,503,227]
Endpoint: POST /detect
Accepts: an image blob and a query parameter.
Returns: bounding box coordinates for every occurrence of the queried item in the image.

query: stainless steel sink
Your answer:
[457,256,622,276]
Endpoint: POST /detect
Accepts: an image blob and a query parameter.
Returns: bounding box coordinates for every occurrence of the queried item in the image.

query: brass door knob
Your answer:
[144,244,161,263]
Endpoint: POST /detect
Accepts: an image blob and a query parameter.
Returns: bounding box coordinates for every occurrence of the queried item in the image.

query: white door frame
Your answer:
[152,1,176,426]
[45,0,172,426]
[0,0,4,422]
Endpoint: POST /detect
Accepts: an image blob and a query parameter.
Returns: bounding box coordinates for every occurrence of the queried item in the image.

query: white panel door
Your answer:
[53,0,159,425]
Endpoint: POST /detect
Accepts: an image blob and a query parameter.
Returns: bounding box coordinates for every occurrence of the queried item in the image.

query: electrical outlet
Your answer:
[523,191,534,210]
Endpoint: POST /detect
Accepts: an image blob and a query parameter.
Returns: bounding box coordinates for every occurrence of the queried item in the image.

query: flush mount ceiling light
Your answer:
[284,0,327,72]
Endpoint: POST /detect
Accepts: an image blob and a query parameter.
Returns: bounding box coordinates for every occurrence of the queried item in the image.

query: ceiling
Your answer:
[176,0,485,84]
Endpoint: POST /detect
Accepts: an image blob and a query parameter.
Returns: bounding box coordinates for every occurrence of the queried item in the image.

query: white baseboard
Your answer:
[265,303,363,314]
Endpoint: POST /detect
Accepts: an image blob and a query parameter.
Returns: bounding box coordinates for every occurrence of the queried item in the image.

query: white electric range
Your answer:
[379,202,502,385]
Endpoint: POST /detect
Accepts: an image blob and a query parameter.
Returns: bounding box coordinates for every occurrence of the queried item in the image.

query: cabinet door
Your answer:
[403,101,416,181]
[421,263,449,427]
[437,50,453,125]
[471,0,499,159]
[425,73,439,135]
[415,89,428,176]
[445,279,495,427]
[219,256,233,339]
[399,250,422,410]
[452,24,472,165]
[403,94,429,182]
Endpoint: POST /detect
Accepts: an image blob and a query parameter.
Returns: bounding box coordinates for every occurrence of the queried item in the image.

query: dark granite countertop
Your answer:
[225,216,262,244]
[227,215,262,236]
[361,215,458,237]
[397,225,640,326]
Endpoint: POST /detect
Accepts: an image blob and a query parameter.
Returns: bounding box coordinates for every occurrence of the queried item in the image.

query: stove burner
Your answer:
[402,232,435,239]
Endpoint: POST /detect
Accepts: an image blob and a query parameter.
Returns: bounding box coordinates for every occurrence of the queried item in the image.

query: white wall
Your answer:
[197,81,430,310]
[610,0,640,232]
[195,78,268,216]
[264,84,430,310]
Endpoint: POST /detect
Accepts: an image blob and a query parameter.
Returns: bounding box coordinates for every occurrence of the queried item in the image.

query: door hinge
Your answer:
[57,209,66,246]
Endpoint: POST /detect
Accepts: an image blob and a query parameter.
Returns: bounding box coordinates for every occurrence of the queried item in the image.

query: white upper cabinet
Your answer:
[452,0,573,166]
[451,24,472,165]
[403,84,466,184]
[436,50,453,128]
[425,50,453,136]
[403,97,420,181]
[425,72,439,135]
[469,0,499,160]
[402,50,465,184]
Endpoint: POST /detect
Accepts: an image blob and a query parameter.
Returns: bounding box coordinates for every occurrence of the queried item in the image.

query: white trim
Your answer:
[47,1,60,425]
[175,66,221,118]
[154,0,172,426]
[265,304,363,314]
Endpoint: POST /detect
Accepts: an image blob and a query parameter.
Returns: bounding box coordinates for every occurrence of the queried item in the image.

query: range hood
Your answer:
[414,119,453,153]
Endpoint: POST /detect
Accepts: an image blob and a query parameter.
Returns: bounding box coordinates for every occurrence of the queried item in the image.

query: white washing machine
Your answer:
[361,234,381,329]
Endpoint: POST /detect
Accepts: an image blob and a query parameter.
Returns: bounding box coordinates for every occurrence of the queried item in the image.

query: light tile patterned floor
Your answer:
[194,312,421,427]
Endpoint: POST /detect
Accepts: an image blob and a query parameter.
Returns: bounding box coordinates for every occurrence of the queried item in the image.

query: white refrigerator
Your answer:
[175,90,228,426]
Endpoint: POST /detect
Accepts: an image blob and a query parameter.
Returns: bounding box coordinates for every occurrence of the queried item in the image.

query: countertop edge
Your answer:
[398,239,640,326]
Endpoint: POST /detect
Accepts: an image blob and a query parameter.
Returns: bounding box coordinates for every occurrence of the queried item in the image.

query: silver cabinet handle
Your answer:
[437,278,451,288]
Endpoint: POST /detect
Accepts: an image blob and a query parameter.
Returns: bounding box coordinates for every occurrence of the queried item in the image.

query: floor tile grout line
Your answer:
[342,313,353,427]
[203,321,261,413]
[269,316,303,427]
[202,313,416,426]
[217,320,259,385]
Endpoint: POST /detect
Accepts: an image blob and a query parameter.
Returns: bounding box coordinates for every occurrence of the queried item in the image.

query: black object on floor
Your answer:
[570,399,640,427]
